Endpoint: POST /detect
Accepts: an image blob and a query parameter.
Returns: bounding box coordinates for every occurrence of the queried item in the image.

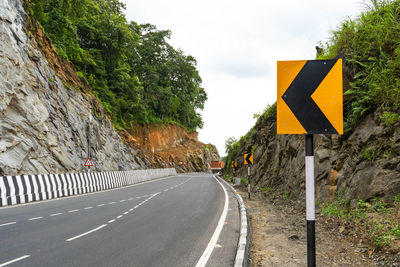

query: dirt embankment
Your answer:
[233,185,399,267]
[123,124,220,172]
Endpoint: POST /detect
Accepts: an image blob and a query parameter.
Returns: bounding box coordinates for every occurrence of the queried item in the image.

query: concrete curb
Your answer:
[217,175,250,267]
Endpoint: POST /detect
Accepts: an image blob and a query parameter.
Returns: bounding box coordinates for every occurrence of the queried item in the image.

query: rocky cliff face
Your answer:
[230,111,400,204]
[0,0,219,176]
[124,124,220,172]
[0,0,151,175]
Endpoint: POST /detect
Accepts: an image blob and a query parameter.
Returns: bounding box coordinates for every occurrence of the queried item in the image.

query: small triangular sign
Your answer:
[84,157,94,167]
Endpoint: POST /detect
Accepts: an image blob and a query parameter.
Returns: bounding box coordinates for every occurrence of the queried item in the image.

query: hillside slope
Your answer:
[225,0,400,205]
[0,0,217,175]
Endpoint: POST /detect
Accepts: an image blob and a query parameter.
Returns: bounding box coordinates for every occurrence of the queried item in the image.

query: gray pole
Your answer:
[87,115,92,173]
[305,134,315,267]
[247,166,251,199]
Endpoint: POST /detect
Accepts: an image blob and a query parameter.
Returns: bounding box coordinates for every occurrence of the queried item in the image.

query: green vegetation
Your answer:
[321,192,400,248]
[318,0,400,130]
[224,103,276,172]
[262,186,274,192]
[27,0,206,131]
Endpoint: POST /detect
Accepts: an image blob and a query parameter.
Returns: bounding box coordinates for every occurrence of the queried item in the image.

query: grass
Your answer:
[318,0,400,130]
[321,194,400,248]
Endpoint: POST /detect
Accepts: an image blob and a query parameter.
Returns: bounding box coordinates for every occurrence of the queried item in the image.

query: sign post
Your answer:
[244,153,253,199]
[86,114,93,172]
[277,59,343,267]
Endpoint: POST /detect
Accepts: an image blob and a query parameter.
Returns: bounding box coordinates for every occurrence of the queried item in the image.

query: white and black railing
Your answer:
[0,168,177,207]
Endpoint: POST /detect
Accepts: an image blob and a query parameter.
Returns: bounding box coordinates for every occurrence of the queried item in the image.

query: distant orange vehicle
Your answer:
[210,161,224,173]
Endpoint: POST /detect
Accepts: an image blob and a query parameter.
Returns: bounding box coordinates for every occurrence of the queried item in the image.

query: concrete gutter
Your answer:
[217,176,250,267]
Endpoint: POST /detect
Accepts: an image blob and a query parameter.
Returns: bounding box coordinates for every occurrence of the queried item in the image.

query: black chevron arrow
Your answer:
[245,154,252,165]
[282,60,338,134]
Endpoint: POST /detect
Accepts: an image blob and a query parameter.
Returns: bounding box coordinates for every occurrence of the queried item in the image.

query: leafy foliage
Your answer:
[318,0,400,128]
[28,0,206,131]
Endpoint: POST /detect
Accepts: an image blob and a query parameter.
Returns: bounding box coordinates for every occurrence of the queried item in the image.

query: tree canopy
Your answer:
[28,0,207,131]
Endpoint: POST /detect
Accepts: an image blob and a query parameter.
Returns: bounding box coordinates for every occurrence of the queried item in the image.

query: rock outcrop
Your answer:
[0,0,219,176]
[229,111,400,204]
[125,124,220,172]
[0,0,149,175]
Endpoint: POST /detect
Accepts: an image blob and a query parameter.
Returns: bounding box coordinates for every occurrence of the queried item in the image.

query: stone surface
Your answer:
[230,111,400,202]
[0,0,146,175]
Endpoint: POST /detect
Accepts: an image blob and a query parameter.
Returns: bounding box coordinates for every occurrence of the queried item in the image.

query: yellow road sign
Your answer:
[277,59,343,135]
[244,154,253,165]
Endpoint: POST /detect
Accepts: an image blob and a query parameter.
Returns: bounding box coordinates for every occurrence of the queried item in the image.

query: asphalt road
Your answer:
[0,173,239,267]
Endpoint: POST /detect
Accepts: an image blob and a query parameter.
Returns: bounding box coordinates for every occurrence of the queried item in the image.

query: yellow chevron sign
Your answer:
[244,153,253,165]
[277,59,343,135]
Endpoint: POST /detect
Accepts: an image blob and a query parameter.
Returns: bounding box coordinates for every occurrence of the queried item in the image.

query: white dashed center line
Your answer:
[119,200,126,202]
[50,213,62,217]
[0,222,16,227]
[66,224,107,242]
[84,207,93,210]
[68,209,79,213]
[0,255,30,267]
[97,204,105,207]
[28,217,42,221]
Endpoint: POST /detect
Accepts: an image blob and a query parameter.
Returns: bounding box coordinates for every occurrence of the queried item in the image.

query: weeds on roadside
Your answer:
[320,192,400,248]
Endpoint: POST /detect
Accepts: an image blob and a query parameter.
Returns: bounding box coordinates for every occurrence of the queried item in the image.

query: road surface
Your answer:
[0,173,239,266]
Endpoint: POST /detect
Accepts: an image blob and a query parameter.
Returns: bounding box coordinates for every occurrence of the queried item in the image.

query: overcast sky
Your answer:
[120,0,365,156]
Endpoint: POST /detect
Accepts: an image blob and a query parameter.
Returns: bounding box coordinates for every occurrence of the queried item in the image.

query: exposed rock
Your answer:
[229,112,400,203]
[0,0,148,175]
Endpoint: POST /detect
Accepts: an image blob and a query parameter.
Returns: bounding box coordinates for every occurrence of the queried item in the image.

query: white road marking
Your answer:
[109,202,116,204]
[129,208,134,211]
[164,189,168,192]
[84,207,93,210]
[128,198,133,200]
[28,217,43,221]
[116,215,123,219]
[66,224,107,242]
[195,176,229,267]
[136,197,140,199]
[68,209,79,213]
[123,212,128,215]
[0,255,30,266]
[119,200,126,202]
[0,222,16,227]
[134,206,138,209]
[97,204,105,207]
[108,219,115,223]
[50,213,62,216]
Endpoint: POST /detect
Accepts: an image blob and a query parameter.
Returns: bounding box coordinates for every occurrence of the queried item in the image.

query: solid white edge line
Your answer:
[66,224,107,242]
[195,175,229,267]
[0,222,16,227]
[0,255,30,267]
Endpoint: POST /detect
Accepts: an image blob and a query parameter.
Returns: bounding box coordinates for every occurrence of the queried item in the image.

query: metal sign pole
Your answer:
[247,166,251,199]
[305,134,315,267]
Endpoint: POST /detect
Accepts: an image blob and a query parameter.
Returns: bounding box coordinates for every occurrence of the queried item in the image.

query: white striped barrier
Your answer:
[0,168,176,207]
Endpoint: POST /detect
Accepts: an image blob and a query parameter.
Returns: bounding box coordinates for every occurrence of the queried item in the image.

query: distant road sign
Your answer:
[277,59,343,135]
[231,161,237,168]
[84,157,94,167]
[244,154,253,165]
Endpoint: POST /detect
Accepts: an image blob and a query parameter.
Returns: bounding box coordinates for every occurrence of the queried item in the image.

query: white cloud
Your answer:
[120,0,365,156]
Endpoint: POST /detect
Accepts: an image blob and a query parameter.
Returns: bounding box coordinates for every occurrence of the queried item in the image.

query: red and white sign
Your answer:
[84,157,94,167]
